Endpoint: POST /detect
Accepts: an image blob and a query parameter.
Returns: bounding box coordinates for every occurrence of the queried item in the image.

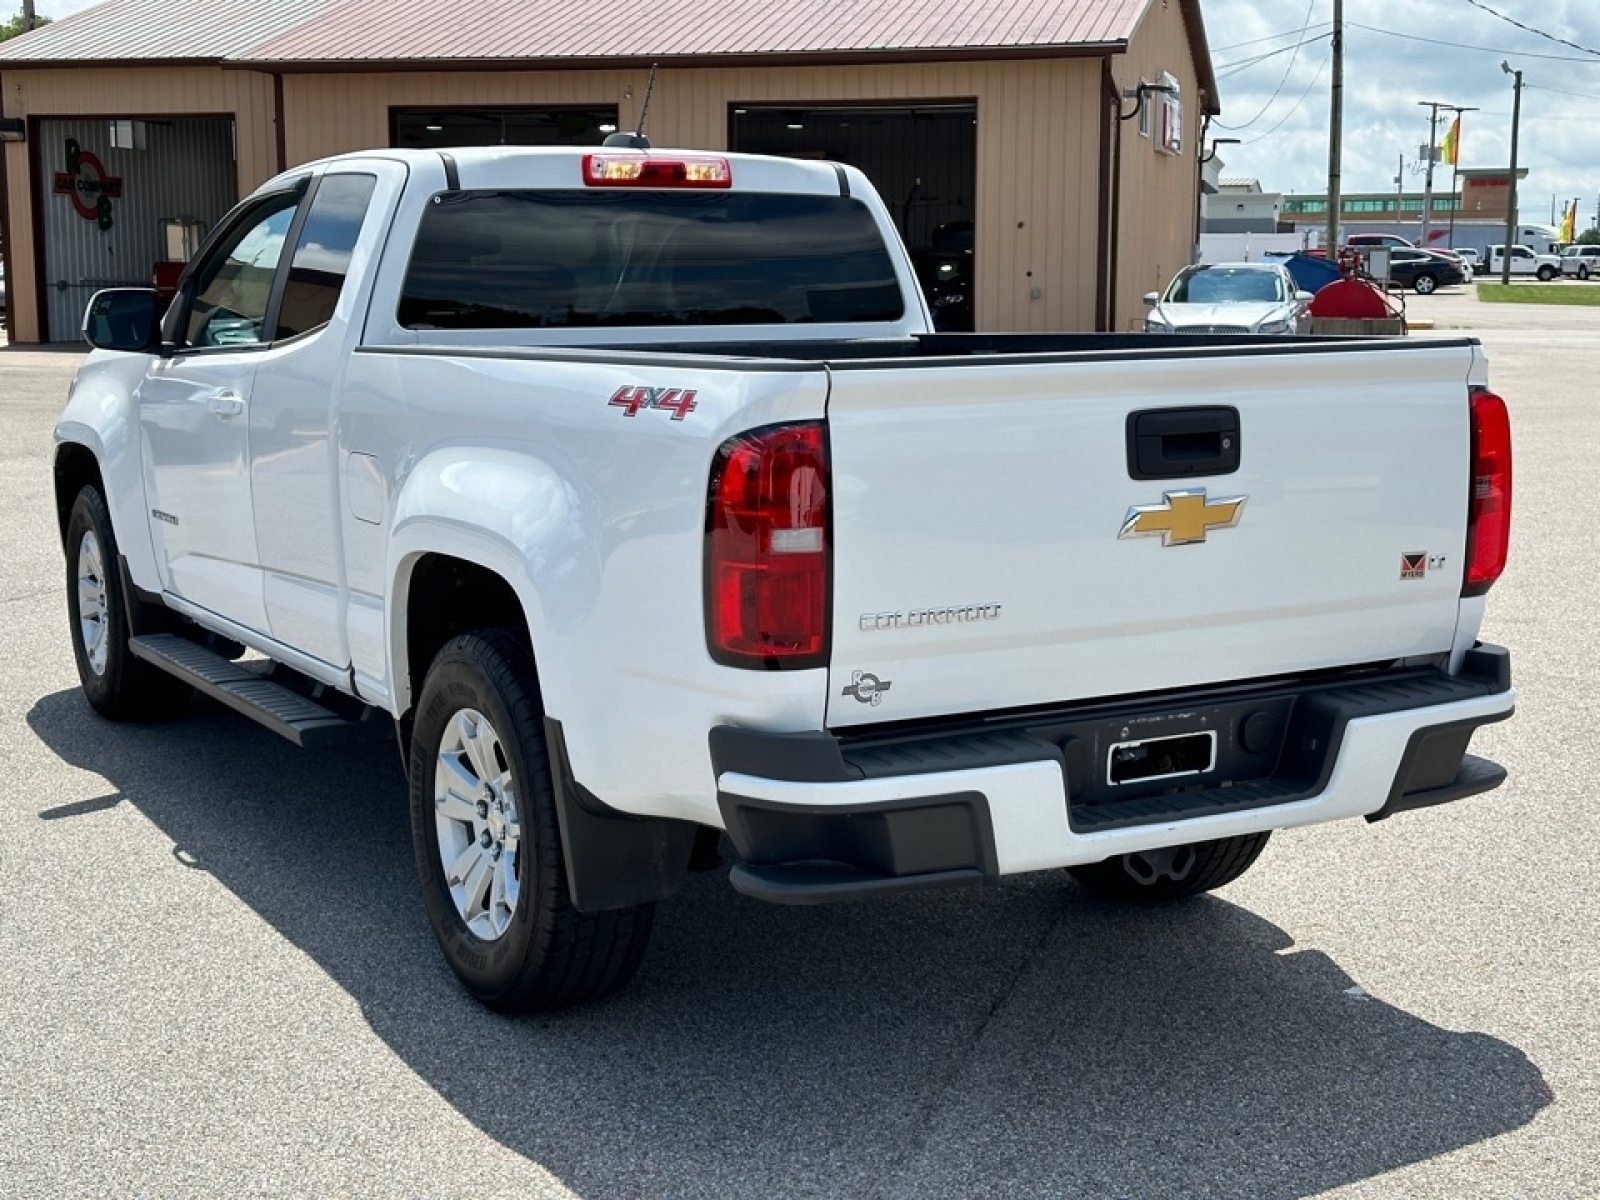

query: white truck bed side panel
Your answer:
[342,348,833,825]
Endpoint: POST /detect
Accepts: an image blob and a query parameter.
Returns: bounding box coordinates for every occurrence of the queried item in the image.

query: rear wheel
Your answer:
[1537,265,1558,282]
[65,485,191,720]
[1067,832,1271,903]
[1579,265,1590,281]
[409,628,655,1012]
[1412,273,1438,295]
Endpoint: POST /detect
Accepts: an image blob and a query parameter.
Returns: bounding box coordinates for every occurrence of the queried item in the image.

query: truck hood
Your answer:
[1149,301,1294,332]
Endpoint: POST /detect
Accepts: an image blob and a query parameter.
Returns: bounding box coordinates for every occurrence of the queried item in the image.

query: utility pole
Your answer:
[1394,153,1404,223]
[22,0,36,31]
[1419,102,1442,244]
[1325,0,1343,255]
[1444,106,1477,249]
[1500,62,1523,285]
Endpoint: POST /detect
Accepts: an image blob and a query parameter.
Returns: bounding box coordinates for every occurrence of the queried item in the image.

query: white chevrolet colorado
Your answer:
[56,146,1515,1011]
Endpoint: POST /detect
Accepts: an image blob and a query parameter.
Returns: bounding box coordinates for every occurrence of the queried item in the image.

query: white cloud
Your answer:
[1200,0,1600,224]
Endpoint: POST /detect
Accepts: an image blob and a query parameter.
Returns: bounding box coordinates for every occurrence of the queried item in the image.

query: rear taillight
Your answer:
[706,422,830,668]
[1464,387,1512,596]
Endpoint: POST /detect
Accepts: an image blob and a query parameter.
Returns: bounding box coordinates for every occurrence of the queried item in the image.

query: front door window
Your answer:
[183,196,299,347]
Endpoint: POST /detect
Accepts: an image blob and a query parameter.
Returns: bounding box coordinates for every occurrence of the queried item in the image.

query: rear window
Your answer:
[398,190,904,329]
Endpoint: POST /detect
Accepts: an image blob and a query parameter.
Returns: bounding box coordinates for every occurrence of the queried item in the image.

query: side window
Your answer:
[182,194,300,349]
[275,173,378,340]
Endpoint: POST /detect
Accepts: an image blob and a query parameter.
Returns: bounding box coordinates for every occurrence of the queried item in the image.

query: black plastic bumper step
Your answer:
[129,633,387,747]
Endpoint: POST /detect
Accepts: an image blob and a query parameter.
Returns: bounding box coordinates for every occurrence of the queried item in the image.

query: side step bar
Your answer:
[129,633,388,747]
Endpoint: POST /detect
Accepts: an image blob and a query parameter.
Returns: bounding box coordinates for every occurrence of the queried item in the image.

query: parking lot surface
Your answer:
[1,311,1595,1199]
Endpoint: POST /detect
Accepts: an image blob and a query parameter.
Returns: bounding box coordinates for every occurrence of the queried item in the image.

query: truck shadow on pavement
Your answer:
[29,688,1551,1200]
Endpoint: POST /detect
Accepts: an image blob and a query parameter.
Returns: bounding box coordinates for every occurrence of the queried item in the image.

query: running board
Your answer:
[129,633,387,747]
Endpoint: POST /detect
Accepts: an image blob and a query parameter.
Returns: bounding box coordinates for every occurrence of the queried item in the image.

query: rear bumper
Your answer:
[714,646,1514,904]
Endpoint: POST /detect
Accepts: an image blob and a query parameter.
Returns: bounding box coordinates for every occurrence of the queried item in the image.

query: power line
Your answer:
[1213,0,1320,129]
[1348,21,1600,63]
[1240,53,1332,145]
[1460,0,1600,58]
[1215,31,1333,79]
[1213,22,1332,54]
[1526,82,1600,101]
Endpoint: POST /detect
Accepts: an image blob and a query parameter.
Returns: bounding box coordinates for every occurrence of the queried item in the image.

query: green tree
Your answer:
[0,11,50,41]
[1577,227,1600,246]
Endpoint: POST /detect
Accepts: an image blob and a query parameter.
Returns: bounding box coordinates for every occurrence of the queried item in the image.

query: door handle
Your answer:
[207,390,245,418]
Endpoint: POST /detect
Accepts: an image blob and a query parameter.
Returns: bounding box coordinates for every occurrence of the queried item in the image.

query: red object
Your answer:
[1308,278,1392,320]
[152,261,185,304]
[706,422,830,667]
[1464,388,1512,596]
[583,154,732,189]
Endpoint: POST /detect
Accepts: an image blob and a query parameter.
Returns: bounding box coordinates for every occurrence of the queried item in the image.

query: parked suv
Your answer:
[1560,244,1600,280]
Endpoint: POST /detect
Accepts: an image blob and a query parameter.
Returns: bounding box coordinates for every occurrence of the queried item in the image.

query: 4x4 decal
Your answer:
[609,385,698,421]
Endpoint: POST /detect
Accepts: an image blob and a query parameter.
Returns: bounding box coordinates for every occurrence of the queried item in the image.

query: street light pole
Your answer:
[1500,63,1523,285]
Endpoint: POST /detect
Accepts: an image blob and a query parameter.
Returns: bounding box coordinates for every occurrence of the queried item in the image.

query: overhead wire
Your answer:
[1213,22,1332,54]
[1238,52,1332,145]
[1212,0,1320,129]
[1347,21,1600,63]
[1460,0,1600,58]
[1215,31,1332,80]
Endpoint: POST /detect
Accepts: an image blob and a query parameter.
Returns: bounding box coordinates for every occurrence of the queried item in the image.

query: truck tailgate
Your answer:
[825,341,1476,727]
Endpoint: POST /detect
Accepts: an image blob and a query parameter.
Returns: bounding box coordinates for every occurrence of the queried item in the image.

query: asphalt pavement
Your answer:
[0,311,1594,1199]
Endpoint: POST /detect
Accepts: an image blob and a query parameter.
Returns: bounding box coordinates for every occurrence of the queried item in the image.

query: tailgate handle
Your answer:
[1127,407,1240,480]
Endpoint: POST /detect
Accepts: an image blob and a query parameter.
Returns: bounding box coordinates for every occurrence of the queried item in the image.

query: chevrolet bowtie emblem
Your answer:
[1119,489,1247,546]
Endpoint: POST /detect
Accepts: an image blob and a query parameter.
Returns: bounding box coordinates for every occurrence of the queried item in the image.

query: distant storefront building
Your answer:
[0,0,1219,343]
[1280,170,1530,251]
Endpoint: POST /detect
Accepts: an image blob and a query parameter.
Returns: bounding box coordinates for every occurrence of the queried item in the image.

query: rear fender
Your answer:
[386,445,596,717]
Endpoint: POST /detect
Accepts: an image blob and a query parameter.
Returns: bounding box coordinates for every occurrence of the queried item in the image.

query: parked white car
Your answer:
[1487,245,1561,281]
[1559,245,1600,280]
[1144,262,1314,334]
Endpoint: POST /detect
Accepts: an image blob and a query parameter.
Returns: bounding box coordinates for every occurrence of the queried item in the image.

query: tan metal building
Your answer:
[0,0,1218,343]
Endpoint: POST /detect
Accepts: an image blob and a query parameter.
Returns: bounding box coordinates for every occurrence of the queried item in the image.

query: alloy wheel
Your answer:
[433,707,523,940]
[76,529,110,676]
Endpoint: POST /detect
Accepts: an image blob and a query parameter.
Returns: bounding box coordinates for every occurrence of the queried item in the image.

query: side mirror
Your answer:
[1295,291,1315,304]
[83,288,163,353]
[1143,291,1160,307]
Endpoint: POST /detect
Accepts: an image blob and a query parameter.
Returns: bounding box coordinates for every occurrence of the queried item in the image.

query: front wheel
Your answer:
[1537,265,1558,282]
[1579,265,1591,281]
[1412,273,1438,295]
[64,485,191,720]
[409,628,655,1012]
[1067,832,1271,903]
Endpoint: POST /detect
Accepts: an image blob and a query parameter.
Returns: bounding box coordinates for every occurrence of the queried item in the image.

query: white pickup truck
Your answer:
[1487,244,1561,281]
[56,146,1515,1011]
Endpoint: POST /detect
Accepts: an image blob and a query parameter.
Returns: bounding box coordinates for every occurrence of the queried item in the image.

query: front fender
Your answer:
[54,351,159,591]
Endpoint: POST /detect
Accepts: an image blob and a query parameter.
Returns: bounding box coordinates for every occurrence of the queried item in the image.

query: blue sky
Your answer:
[1200,0,1600,223]
[30,0,1600,224]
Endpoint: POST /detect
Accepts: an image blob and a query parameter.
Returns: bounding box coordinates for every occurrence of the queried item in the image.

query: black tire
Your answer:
[1579,265,1590,281]
[408,628,654,1012]
[1067,832,1271,903]
[64,484,192,720]
[1413,273,1438,295]
[1537,265,1557,282]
